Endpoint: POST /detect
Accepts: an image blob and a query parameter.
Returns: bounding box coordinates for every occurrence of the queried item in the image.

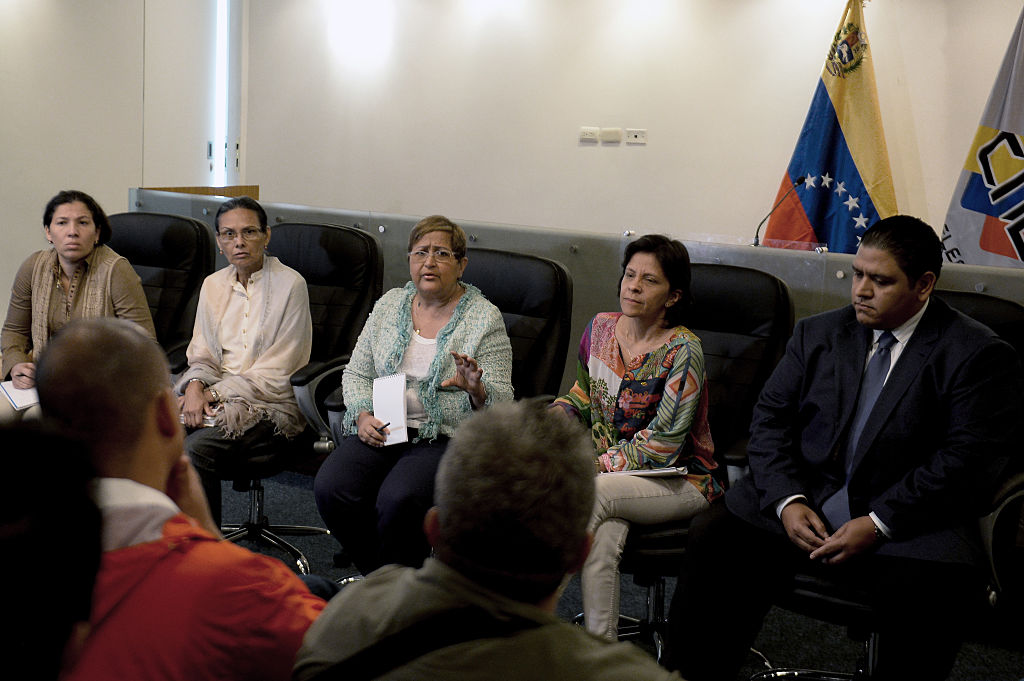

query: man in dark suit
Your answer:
[663,215,1023,680]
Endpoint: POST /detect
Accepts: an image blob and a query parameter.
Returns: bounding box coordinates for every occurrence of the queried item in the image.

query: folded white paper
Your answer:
[373,373,409,445]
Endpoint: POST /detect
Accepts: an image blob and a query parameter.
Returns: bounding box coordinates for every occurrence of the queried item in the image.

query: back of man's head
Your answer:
[36,318,171,468]
[860,214,943,284]
[0,423,100,680]
[434,400,595,603]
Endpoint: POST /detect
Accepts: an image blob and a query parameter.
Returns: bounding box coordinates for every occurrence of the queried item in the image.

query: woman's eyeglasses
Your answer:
[217,227,265,242]
[408,248,457,264]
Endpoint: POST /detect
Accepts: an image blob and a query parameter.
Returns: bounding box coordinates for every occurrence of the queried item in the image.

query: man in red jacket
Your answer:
[36,318,325,681]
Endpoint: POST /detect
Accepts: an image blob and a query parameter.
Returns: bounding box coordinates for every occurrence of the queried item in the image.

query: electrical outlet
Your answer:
[626,128,648,145]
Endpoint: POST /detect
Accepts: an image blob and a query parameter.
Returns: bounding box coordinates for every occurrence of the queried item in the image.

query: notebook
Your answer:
[373,373,409,445]
[606,465,688,477]
[1,381,39,411]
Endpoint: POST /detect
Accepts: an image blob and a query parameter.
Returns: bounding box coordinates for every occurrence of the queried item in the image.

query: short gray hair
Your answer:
[434,399,595,601]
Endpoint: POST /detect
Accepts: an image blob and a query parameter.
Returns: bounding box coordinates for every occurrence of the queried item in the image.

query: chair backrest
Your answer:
[933,289,1024,358]
[933,289,1024,605]
[461,248,574,398]
[687,263,794,466]
[268,222,383,363]
[107,211,216,358]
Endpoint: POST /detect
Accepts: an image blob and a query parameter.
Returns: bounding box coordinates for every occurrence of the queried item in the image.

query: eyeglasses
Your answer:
[408,248,457,264]
[217,227,265,242]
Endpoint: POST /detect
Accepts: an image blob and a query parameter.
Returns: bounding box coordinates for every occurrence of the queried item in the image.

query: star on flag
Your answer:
[799,171,871,234]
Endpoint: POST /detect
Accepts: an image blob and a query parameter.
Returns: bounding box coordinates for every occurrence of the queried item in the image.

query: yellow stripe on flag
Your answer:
[961,125,1024,185]
[821,0,897,218]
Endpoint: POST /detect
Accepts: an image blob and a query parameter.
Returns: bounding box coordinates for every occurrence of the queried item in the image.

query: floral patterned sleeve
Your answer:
[551,320,595,423]
[602,337,706,471]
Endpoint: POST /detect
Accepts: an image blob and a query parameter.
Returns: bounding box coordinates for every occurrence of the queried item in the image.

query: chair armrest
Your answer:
[978,470,1024,603]
[291,356,350,448]
[718,436,750,470]
[291,354,350,388]
[324,385,348,447]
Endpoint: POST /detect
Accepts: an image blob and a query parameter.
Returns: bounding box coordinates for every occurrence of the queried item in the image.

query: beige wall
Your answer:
[0,0,144,290]
[2,0,1022,293]
[0,0,227,292]
[242,0,1024,243]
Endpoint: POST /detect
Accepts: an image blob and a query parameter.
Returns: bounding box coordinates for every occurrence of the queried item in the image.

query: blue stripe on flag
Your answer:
[785,80,880,254]
[960,171,1024,217]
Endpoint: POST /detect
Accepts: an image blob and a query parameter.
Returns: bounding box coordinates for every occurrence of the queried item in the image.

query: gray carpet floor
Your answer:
[222,472,1024,680]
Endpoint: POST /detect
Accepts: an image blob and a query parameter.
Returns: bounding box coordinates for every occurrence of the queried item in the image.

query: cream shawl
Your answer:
[174,256,312,438]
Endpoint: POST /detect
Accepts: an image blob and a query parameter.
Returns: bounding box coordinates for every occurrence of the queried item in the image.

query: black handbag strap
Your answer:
[306,606,546,681]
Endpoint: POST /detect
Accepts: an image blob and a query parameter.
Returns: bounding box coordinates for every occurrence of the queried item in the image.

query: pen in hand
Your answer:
[374,422,391,435]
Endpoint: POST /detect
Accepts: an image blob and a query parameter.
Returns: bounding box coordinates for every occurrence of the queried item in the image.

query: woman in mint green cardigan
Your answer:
[314,216,513,574]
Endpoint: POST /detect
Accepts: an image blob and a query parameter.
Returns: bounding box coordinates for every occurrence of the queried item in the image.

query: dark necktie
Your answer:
[821,330,897,529]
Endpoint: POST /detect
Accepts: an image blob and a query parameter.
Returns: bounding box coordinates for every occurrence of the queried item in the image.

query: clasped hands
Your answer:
[178,379,219,429]
[780,501,878,565]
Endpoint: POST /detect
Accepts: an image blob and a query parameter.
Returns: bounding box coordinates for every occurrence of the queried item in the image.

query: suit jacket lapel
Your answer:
[850,302,943,471]
[834,316,870,451]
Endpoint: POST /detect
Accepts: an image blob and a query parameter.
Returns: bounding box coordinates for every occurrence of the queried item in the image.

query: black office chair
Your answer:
[323,247,574,432]
[934,288,1024,357]
[282,222,384,459]
[107,211,216,373]
[220,222,382,574]
[752,289,1024,679]
[612,264,794,660]
[754,470,1024,680]
[461,247,574,399]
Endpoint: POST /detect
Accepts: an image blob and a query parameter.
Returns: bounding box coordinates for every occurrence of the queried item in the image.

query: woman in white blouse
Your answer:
[175,196,312,524]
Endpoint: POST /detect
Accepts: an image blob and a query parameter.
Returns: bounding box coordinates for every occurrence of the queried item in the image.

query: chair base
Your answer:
[749,626,878,680]
[573,576,668,662]
[572,613,665,662]
[222,522,330,575]
[749,668,855,681]
[335,574,364,588]
[616,577,667,661]
[222,478,330,575]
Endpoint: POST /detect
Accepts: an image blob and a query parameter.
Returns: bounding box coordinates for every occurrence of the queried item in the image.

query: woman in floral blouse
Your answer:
[552,234,722,642]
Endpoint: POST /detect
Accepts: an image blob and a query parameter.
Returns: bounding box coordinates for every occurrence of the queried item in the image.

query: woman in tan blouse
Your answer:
[0,190,155,422]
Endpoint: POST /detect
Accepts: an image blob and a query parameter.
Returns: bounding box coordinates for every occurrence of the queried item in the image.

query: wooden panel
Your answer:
[143,185,259,199]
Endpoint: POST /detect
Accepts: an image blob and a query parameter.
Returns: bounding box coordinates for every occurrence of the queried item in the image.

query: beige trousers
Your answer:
[581,472,708,641]
[0,398,41,425]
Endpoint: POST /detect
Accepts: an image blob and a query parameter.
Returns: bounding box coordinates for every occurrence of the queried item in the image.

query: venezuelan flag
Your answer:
[763,0,897,253]
[942,5,1024,269]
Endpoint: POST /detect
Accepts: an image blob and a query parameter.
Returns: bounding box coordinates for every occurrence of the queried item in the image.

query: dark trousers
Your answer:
[663,502,982,681]
[314,433,449,575]
[185,420,291,527]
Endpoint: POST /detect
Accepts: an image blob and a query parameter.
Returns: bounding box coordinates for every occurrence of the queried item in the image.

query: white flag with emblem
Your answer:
[943,5,1024,268]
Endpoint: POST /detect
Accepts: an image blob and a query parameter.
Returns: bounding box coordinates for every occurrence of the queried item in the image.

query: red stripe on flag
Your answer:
[764,176,818,248]
[980,215,1017,258]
